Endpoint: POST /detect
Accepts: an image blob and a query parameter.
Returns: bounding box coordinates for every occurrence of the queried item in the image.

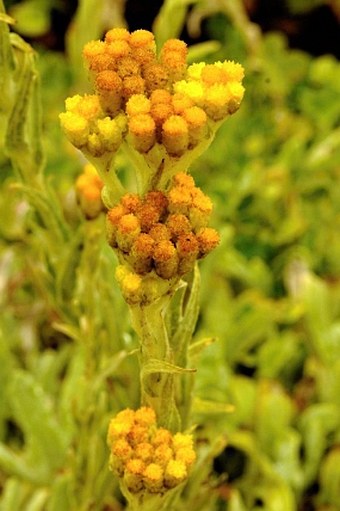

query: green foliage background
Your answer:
[1,1,340,510]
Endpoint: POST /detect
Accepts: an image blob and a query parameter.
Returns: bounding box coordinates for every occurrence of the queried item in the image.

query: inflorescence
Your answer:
[107,407,196,494]
[60,28,244,162]
[107,172,219,303]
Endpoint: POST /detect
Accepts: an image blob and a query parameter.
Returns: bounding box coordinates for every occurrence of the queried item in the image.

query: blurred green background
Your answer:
[1,1,340,510]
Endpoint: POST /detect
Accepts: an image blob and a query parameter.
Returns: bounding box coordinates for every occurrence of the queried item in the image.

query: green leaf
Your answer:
[47,473,75,511]
[188,337,215,359]
[192,397,235,415]
[153,0,199,46]
[172,264,201,362]
[142,358,196,378]
[9,0,51,38]
[8,370,69,482]
[0,478,28,511]
[5,33,45,180]
[0,443,38,483]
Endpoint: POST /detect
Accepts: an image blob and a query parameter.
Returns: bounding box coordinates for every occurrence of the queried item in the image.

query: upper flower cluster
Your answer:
[107,406,196,494]
[60,28,245,162]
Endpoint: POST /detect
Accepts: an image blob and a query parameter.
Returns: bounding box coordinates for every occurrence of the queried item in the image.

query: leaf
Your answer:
[0,0,15,151]
[25,489,49,511]
[0,443,38,483]
[9,0,51,37]
[192,397,235,415]
[6,33,45,179]
[187,41,222,63]
[172,264,201,361]
[56,225,84,303]
[8,370,69,482]
[47,473,75,511]
[142,358,196,378]
[153,0,199,46]
[0,478,28,511]
[188,337,215,359]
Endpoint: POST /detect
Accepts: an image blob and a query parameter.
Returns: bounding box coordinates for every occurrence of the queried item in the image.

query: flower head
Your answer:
[108,407,196,494]
[60,28,244,171]
[106,172,219,303]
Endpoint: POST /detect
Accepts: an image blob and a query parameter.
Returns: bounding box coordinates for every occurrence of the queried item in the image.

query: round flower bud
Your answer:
[162,115,189,156]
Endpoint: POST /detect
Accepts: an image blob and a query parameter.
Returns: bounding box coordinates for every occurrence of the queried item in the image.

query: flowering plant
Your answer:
[59,27,244,509]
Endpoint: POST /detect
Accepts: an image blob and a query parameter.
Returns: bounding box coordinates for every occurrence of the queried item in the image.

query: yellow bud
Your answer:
[112,437,133,460]
[166,214,191,241]
[129,30,156,51]
[203,83,231,121]
[83,40,106,68]
[154,444,173,467]
[143,63,169,94]
[106,40,131,59]
[126,94,151,117]
[107,412,134,442]
[87,133,104,157]
[175,446,196,468]
[164,459,187,488]
[172,432,194,451]
[172,92,194,114]
[181,106,208,146]
[96,117,122,152]
[135,406,157,426]
[143,463,164,493]
[197,227,220,256]
[75,164,104,219]
[150,89,172,105]
[201,64,227,85]
[76,95,102,120]
[105,27,130,43]
[218,59,245,82]
[128,424,149,446]
[116,55,141,79]
[135,442,154,462]
[153,240,178,279]
[152,427,173,447]
[65,94,82,112]
[226,81,245,114]
[95,70,123,115]
[176,233,199,275]
[59,112,89,147]
[162,115,189,156]
[168,186,192,215]
[189,188,213,230]
[122,75,145,101]
[124,458,145,493]
[115,266,143,304]
[174,80,204,104]
[186,62,205,81]
[172,172,195,189]
[128,114,156,153]
[116,214,141,252]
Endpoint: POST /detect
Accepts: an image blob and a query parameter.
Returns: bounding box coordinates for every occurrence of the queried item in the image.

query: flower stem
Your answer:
[129,295,181,431]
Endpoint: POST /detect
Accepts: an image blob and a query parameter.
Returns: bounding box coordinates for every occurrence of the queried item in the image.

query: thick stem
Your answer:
[129,296,181,431]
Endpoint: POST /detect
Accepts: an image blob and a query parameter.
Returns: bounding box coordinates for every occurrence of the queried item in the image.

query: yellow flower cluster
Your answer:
[107,407,196,494]
[75,163,105,218]
[60,28,244,160]
[106,172,219,301]
[59,94,127,157]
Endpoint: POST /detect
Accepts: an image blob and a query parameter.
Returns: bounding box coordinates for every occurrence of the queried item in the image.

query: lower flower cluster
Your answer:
[106,172,219,302]
[107,407,196,494]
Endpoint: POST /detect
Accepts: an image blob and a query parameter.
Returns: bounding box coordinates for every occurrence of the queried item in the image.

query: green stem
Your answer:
[129,296,181,431]
[85,153,126,207]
